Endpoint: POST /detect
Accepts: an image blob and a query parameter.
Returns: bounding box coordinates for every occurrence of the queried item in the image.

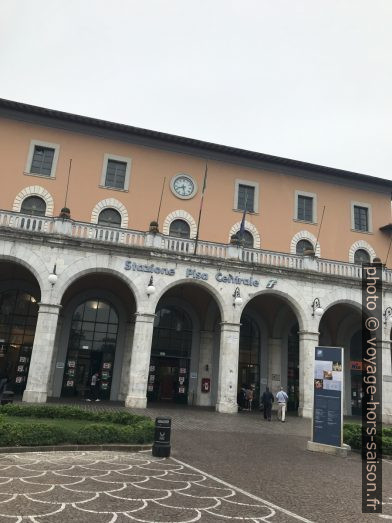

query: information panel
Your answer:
[313,346,343,447]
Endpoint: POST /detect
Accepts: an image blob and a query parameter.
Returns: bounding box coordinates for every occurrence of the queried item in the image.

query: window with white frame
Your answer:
[354,205,369,232]
[234,180,258,213]
[296,239,313,255]
[97,208,122,227]
[295,191,317,223]
[354,249,370,264]
[101,154,131,191]
[351,202,372,233]
[169,219,190,238]
[20,196,46,216]
[25,140,60,178]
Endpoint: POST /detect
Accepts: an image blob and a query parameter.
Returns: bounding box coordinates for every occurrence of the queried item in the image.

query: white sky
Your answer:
[1,0,391,180]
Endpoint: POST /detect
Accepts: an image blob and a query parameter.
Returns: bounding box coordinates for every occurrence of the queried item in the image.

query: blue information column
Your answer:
[312,346,343,448]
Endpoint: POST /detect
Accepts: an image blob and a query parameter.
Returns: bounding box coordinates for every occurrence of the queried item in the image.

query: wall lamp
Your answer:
[48,264,58,286]
[311,298,324,317]
[233,287,243,307]
[384,307,392,324]
[146,276,156,297]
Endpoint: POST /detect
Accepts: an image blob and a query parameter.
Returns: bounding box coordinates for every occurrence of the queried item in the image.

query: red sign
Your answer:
[351,361,362,371]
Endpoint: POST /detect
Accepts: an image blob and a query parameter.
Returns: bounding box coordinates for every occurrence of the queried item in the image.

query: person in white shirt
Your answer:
[276,387,289,422]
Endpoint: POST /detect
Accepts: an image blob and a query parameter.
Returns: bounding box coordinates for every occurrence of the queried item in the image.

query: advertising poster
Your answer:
[313,346,343,447]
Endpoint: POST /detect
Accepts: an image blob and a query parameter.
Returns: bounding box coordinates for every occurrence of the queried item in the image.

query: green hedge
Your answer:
[0,405,155,447]
[344,423,391,455]
[0,404,147,425]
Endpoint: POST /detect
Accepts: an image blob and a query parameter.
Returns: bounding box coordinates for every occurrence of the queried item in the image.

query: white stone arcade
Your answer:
[1,234,392,422]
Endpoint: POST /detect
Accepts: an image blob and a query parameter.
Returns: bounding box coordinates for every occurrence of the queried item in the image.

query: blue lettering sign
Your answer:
[215,272,259,287]
[124,260,175,276]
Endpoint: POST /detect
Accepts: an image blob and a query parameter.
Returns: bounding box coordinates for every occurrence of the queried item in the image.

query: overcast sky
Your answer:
[1,0,391,179]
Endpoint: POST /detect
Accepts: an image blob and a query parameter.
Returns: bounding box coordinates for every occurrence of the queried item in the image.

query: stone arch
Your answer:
[349,240,376,263]
[322,298,362,316]
[152,277,225,321]
[229,221,261,249]
[53,257,141,309]
[162,210,197,239]
[13,186,54,217]
[0,246,49,296]
[290,230,321,257]
[91,198,128,228]
[242,287,306,332]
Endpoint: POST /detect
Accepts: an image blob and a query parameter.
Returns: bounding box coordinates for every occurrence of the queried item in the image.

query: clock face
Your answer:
[171,175,197,199]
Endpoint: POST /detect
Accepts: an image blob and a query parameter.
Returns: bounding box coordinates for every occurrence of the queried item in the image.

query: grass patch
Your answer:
[0,404,154,447]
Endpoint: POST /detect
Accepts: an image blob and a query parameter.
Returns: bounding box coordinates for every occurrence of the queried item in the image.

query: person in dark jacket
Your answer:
[261,387,274,421]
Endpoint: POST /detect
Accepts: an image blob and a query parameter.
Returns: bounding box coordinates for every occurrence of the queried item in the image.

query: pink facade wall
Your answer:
[0,116,390,264]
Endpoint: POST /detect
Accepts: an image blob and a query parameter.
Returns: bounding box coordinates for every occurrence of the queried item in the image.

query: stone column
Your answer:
[125,312,155,408]
[216,322,241,413]
[118,322,135,401]
[197,330,214,407]
[23,302,62,403]
[268,338,283,397]
[381,340,392,424]
[298,330,319,418]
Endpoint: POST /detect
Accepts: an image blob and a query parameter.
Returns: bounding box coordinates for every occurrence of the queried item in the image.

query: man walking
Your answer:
[261,386,274,421]
[276,386,289,422]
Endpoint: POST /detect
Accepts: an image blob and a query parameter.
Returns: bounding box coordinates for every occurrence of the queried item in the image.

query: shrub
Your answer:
[343,423,392,456]
[0,404,148,425]
[0,422,66,446]
[0,404,155,447]
[76,424,120,444]
[0,419,154,447]
[343,423,361,450]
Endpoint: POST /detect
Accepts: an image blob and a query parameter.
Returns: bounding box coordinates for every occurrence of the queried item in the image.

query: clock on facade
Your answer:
[170,174,198,199]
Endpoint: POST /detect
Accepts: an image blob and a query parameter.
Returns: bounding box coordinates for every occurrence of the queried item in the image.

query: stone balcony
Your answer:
[1,209,391,284]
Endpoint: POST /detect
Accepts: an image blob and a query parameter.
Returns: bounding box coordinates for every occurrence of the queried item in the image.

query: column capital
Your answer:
[134,312,156,323]
[298,330,319,338]
[37,302,62,313]
[219,321,241,329]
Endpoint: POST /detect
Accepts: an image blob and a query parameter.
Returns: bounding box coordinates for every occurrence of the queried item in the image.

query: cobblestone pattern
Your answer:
[0,451,308,522]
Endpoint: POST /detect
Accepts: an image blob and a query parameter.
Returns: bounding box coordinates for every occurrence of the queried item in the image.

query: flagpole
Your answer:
[238,190,248,245]
[194,162,208,254]
[315,206,326,254]
[156,177,166,226]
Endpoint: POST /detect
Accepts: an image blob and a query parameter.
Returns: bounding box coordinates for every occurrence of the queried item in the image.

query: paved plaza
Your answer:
[1,402,392,521]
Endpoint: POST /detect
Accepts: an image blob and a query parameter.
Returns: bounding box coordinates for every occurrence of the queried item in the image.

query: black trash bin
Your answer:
[152,417,171,458]
[1,390,14,405]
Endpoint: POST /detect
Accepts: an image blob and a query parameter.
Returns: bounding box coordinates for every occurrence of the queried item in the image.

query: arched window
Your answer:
[68,299,119,352]
[20,196,46,216]
[97,208,122,228]
[239,230,254,248]
[152,306,192,358]
[169,219,190,239]
[296,239,313,255]
[0,289,39,394]
[354,249,370,264]
[63,299,119,399]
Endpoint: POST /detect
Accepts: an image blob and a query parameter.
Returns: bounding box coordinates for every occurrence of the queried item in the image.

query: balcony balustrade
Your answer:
[0,209,389,281]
